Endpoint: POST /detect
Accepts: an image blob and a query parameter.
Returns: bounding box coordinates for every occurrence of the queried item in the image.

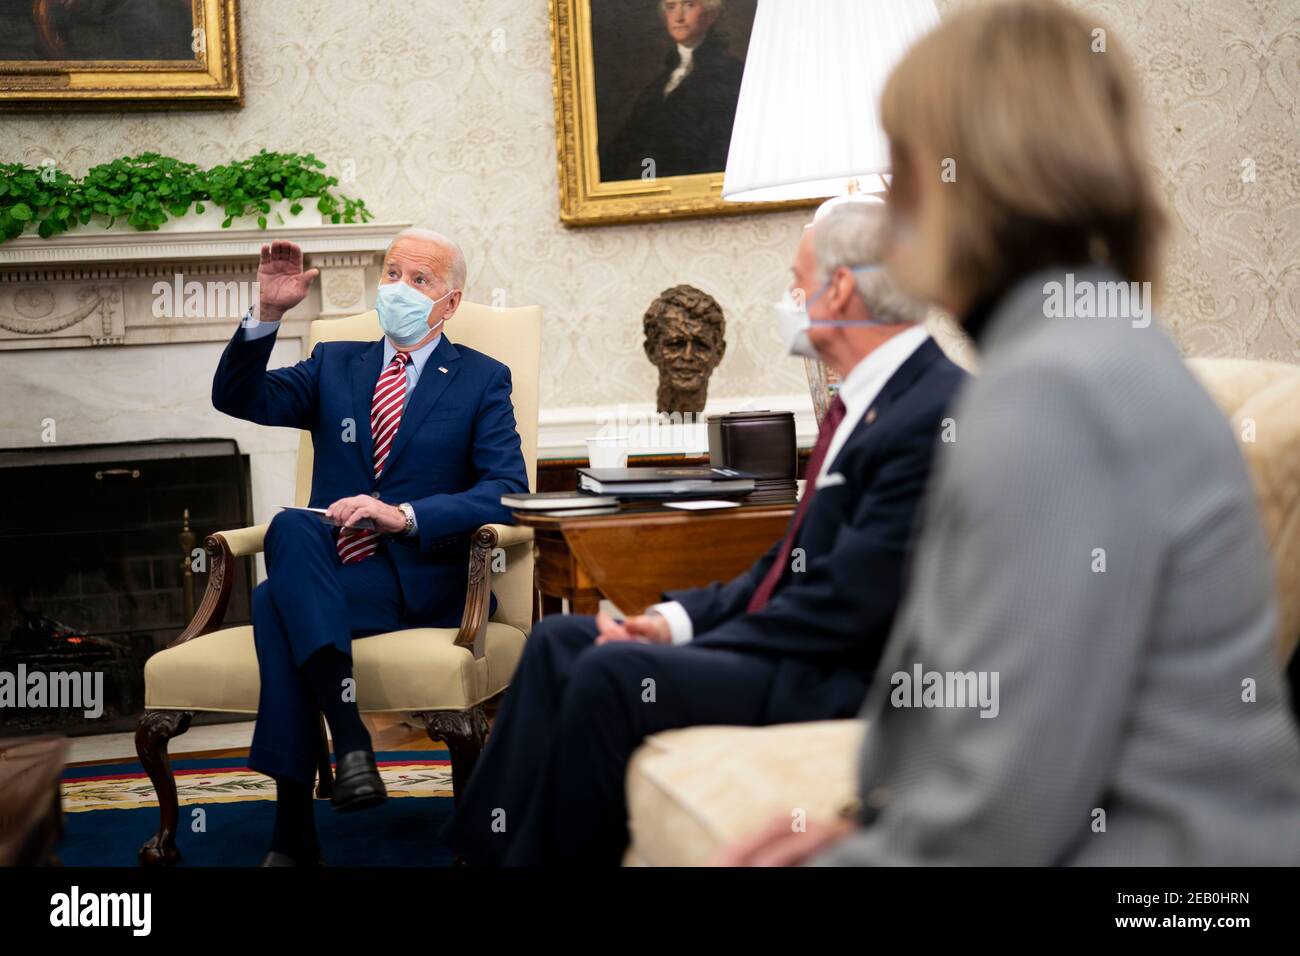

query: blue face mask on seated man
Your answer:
[773,265,890,359]
[376,281,455,348]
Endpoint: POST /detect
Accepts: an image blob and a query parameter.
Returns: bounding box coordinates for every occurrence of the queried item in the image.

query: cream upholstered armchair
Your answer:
[135,302,541,866]
[623,356,1300,866]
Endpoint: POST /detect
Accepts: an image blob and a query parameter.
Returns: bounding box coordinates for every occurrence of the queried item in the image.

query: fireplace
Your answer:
[0,439,254,736]
[0,222,408,737]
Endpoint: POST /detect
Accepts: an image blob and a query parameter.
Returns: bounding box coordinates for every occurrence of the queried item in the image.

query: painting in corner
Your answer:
[0,0,241,110]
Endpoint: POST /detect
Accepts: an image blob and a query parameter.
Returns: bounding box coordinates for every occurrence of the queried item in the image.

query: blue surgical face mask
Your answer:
[772,265,888,359]
[376,281,454,348]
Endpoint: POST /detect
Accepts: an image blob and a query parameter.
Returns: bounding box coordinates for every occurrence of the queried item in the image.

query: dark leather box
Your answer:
[707,410,797,480]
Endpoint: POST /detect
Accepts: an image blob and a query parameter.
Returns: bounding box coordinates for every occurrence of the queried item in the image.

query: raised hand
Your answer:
[257,240,319,321]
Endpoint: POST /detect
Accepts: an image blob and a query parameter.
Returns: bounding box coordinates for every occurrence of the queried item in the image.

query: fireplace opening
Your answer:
[0,439,254,737]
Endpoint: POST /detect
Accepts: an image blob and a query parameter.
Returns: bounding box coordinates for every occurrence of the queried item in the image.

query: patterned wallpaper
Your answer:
[1090,0,1300,362]
[2,0,1296,414]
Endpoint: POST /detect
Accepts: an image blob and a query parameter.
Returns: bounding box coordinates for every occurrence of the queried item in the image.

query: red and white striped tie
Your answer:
[337,351,410,565]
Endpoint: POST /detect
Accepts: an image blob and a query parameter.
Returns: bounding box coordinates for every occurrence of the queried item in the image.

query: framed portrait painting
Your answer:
[550,0,813,226]
[0,0,241,110]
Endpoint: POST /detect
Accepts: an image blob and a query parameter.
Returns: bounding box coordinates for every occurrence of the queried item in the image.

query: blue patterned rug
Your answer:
[59,750,455,867]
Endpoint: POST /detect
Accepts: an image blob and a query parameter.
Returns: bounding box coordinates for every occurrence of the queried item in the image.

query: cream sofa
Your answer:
[624,357,1300,866]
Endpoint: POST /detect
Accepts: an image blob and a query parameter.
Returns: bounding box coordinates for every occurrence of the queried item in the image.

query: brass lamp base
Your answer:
[803,356,841,426]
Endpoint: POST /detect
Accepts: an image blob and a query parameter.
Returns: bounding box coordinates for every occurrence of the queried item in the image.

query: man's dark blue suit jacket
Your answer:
[666,338,966,724]
[212,326,529,625]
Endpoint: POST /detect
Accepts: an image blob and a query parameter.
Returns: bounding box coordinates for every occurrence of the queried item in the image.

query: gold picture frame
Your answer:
[0,0,242,111]
[549,0,813,227]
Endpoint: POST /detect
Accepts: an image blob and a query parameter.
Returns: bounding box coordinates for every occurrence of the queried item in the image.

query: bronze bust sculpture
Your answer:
[642,284,726,415]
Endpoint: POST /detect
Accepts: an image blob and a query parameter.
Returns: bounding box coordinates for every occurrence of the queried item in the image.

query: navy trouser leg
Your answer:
[441,613,600,864]
[247,510,405,786]
[263,509,357,664]
[248,581,317,785]
[505,642,779,866]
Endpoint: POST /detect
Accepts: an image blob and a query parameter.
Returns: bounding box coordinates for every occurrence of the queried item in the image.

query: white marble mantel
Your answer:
[0,220,406,266]
[0,221,409,351]
[0,222,410,576]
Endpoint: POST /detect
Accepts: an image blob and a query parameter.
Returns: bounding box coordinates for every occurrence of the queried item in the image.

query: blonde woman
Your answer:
[722,0,1300,866]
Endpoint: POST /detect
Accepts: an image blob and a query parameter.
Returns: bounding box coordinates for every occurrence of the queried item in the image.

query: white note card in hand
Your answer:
[662,499,741,511]
[279,505,376,530]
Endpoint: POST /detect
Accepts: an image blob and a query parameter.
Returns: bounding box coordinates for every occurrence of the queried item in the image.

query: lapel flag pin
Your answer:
[865,407,877,425]
[438,366,448,374]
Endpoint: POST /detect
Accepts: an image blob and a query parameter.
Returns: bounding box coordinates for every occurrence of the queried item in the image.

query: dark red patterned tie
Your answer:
[747,395,847,613]
[337,351,410,565]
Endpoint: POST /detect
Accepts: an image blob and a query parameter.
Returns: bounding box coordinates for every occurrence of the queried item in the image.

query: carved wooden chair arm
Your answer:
[218,523,269,557]
[171,521,531,658]
[484,523,533,549]
[167,524,266,649]
[454,524,534,658]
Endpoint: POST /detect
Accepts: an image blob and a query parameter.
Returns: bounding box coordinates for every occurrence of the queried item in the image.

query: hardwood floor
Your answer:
[65,710,495,767]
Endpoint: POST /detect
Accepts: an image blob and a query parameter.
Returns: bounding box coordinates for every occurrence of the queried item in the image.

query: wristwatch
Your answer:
[396,502,415,536]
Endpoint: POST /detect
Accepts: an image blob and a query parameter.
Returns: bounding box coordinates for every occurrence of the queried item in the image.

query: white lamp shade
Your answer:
[722,0,941,203]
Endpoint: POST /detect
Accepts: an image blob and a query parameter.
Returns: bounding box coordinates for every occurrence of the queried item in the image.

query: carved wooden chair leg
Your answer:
[135,709,194,866]
[423,705,489,806]
[314,713,334,799]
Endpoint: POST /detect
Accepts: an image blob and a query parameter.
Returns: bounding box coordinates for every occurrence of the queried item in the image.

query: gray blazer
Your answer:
[816,266,1300,865]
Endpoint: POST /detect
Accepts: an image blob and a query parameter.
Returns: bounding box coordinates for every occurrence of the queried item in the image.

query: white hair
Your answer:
[386,227,468,291]
[811,202,926,325]
[662,0,725,13]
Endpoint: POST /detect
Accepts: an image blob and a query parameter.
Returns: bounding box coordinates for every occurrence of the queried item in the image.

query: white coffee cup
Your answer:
[586,435,630,469]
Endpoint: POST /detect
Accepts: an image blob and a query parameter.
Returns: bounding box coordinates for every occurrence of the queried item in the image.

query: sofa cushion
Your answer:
[1188,357,1300,659]
[144,623,526,713]
[624,720,865,866]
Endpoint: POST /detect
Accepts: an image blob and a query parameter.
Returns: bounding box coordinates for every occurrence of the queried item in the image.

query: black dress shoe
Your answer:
[259,849,325,867]
[331,750,388,812]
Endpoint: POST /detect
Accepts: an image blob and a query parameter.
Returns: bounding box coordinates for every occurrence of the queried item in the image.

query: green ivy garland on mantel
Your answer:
[0,150,373,243]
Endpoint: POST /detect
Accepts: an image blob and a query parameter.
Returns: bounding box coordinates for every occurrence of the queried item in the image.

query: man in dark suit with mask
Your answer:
[211,231,527,866]
[443,201,967,866]
[600,0,745,181]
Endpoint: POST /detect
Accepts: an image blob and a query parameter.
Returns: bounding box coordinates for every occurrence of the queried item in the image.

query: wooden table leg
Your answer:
[570,590,603,615]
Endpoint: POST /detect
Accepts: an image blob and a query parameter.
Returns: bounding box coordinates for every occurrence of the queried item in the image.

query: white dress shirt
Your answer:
[651,323,932,644]
[663,43,696,97]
